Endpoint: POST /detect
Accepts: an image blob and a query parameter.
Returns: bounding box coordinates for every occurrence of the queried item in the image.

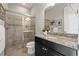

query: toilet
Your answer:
[26,41,35,55]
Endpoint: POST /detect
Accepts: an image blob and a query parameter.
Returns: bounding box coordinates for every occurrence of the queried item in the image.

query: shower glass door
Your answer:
[5,13,24,47]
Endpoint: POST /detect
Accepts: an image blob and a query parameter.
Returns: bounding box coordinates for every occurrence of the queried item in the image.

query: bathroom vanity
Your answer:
[35,34,78,56]
[43,3,79,56]
[35,36,63,56]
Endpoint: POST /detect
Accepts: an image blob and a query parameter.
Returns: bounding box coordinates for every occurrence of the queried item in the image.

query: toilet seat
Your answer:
[27,41,34,47]
[26,41,35,55]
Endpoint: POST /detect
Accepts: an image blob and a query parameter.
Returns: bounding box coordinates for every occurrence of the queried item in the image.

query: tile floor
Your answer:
[5,44,27,56]
[5,43,62,56]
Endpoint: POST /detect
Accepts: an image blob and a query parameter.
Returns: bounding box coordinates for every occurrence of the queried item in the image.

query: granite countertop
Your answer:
[35,34,78,50]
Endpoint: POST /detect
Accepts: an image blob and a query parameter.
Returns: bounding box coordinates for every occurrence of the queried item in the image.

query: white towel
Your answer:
[0,19,5,54]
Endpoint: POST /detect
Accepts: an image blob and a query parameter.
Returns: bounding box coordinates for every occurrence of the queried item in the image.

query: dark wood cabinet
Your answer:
[35,37,63,56]
[35,37,47,56]
[35,36,77,56]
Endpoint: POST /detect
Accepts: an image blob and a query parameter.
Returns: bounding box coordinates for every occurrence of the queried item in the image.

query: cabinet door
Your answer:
[35,37,48,56]
[47,48,62,56]
[35,42,47,56]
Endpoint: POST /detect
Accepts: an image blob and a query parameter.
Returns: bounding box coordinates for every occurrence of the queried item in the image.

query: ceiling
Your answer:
[45,3,68,11]
[8,3,35,9]
[23,3,35,9]
[8,3,68,10]
[18,3,35,9]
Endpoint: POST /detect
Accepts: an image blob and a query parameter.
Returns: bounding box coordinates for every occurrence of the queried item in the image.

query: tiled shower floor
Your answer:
[5,45,27,56]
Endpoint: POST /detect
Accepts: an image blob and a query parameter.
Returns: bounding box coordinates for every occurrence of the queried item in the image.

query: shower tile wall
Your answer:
[23,17,35,44]
[24,32,34,44]
[5,13,23,47]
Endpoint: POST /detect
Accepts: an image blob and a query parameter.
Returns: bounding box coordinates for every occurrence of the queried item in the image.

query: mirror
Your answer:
[45,3,79,34]
[45,3,67,33]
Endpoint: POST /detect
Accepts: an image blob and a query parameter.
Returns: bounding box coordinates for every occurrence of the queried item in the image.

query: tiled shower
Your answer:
[5,13,24,47]
[5,12,35,55]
